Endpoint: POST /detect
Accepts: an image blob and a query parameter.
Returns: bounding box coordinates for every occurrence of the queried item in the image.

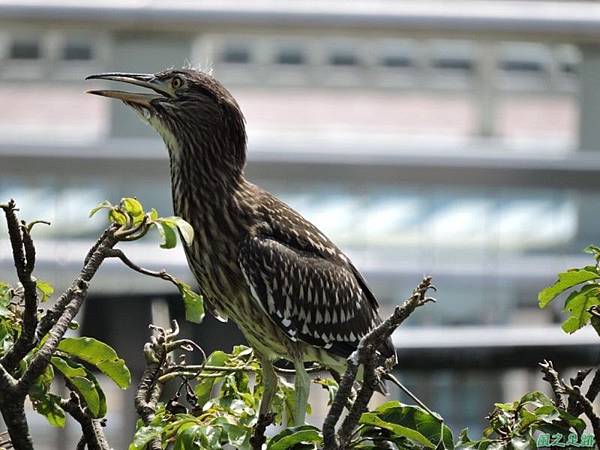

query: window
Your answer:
[560,62,577,75]
[276,47,305,65]
[9,38,41,60]
[380,55,413,68]
[499,60,544,73]
[498,43,550,76]
[429,41,476,74]
[222,44,251,64]
[432,57,473,72]
[329,50,359,66]
[62,41,93,61]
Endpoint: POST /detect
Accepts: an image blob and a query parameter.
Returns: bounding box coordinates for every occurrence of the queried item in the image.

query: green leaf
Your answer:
[173,421,221,450]
[584,245,600,259]
[538,268,600,308]
[51,356,106,418]
[590,306,600,337]
[36,279,54,302]
[177,282,204,324]
[561,285,600,333]
[169,216,194,246]
[268,425,322,450]
[220,422,250,447]
[194,350,229,408]
[364,402,453,449]
[35,365,55,392]
[313,377,338,405]
[0,283,12,317]
[121,197,144,222]
[518,391,554,408]
[158,222,178,249]
[29,366,64,428]
[57,337,131,388]
[360,412,435,448]
[109,208,128,225]
[129,425,162,450]
[29,391,65,428]
[89,200,113,218]
[0,282,11,304]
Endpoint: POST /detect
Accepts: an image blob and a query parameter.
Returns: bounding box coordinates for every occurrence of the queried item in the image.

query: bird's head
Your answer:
[86,69,247,170]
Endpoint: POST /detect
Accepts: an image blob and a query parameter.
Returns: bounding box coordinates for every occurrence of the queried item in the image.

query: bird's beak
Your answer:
[85,72,170,108]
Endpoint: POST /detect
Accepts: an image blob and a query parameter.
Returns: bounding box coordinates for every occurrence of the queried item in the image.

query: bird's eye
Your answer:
[171,77,184,90]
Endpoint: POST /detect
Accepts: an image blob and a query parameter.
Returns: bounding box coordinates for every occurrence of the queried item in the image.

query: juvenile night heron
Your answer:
[86,69,395,425]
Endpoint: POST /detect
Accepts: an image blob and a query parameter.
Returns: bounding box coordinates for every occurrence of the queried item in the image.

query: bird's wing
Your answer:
[238,233,391,359]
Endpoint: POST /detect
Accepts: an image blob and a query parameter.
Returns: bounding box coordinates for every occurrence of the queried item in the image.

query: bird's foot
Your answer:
[250,412,275,450]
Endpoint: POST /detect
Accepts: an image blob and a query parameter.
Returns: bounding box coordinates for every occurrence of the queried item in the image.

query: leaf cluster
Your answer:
[538,245,600,336]
[131,345,319,449]
[1,279,131,428]
[457,391,587,449]
[91,198,204,323]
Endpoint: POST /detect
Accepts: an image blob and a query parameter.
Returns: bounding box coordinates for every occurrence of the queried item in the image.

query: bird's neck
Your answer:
[166,135,247,225]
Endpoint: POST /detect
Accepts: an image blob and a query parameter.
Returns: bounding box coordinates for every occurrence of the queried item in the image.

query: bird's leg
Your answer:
[251,355,277,450]
[258,355,277,418]
[293,359,310,426]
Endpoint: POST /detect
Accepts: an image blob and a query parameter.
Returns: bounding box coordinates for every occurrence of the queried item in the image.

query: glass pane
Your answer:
[222,45,250,64]
[380,55,413,68]
[432,57,474,71]
[329,51,359,66]
[276,48,305,65]
[500,60,544,73]
[63,42,93,61]
[9,39,40,59]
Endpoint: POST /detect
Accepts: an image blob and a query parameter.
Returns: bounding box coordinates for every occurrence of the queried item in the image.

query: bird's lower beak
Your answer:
[85,72,169,108]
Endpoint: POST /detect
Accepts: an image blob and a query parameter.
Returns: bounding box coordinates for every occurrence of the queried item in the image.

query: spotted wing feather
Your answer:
[239,233,393,359]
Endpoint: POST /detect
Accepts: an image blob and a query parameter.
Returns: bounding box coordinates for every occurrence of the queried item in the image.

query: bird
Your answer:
[86,69,396,426]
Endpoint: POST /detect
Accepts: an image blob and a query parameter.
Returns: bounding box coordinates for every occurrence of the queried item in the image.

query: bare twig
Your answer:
[586,368,600,404]
[20,234,118,391]
[0,203,40,372]
[567,368,592,416]
[37,228,116,340]
[539,360,600,445]
[323,276,436,450]
[539,360,566,410]
[105,248,180,287]
[135,322,181,450]
[60,393,110,450]
[562,384,600,445]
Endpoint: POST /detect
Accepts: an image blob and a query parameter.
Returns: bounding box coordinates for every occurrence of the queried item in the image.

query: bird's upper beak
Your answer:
[85,72,170,108]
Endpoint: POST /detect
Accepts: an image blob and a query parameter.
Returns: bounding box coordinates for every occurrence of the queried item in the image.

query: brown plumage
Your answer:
[86,69,395,425]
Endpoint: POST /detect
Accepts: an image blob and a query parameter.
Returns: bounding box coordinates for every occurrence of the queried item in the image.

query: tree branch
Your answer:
[105,248,180,287]
[19,233,118,392]
[539,360,566,410]
[134,323,179,450]
[0,396,32,450]
[540,360,600,445]
[566,368,592,416]
[323,276,436,450]
[0,202,40,372]
[37,228,116,341]
[563,384,600,445]
[60,394,110,450]
[586,368,600,404]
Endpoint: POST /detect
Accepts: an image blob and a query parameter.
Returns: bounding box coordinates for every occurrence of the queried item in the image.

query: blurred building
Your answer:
[1,1,599,448]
